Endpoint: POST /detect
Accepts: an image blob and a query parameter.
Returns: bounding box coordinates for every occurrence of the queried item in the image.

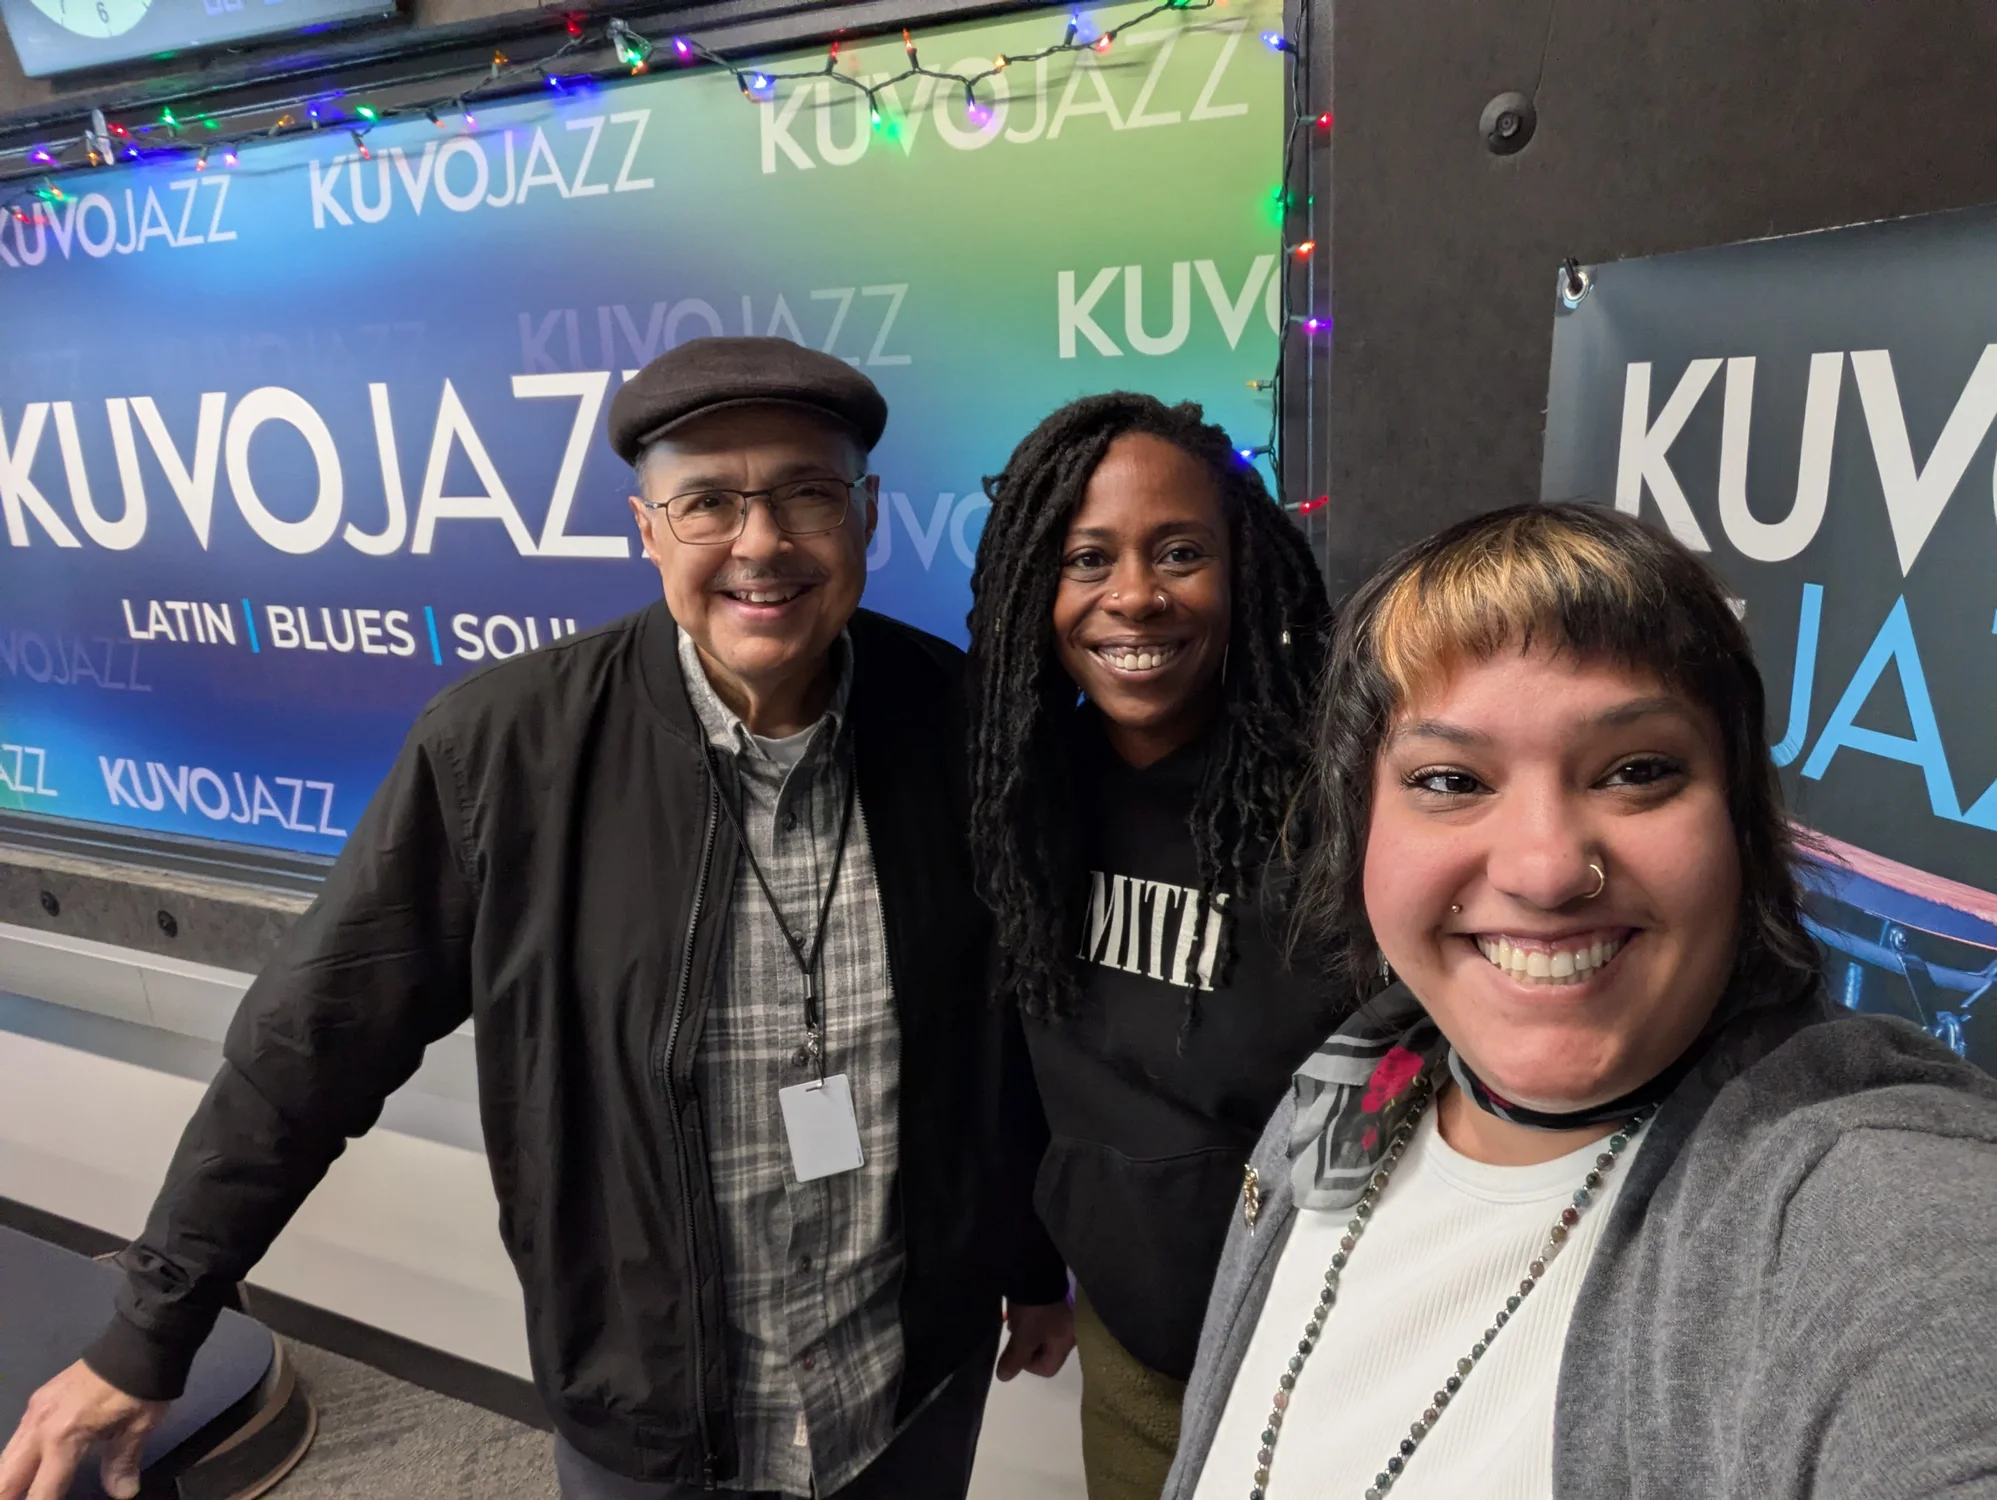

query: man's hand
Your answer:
[995,1298,1076,1381]
[0,1360,167,1500]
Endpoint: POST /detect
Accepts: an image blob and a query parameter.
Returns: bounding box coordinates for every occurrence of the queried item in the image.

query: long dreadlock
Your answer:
[966,392,1331,1024]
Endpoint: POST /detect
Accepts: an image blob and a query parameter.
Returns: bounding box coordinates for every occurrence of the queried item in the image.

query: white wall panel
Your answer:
[0,1022,531,1378]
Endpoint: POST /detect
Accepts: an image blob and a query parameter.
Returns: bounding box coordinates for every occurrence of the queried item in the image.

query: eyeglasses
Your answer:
[640,474,866,545]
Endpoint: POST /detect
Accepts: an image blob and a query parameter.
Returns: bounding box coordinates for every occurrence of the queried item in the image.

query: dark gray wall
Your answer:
[1320,0,1997,598]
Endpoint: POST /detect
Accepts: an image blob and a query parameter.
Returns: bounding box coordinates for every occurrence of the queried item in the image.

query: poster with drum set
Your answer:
[1543,206,1997,1072]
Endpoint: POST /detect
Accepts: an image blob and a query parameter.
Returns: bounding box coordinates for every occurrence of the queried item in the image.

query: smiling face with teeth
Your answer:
[1052,432,1234,769]
[1362,647,1742,1126]
[632,405,877,736]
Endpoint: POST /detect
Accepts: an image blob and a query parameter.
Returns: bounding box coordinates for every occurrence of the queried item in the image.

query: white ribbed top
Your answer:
[1192,1108,1641,1500]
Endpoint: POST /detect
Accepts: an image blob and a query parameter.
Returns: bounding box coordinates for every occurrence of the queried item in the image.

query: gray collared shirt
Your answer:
[678,627,906,1495]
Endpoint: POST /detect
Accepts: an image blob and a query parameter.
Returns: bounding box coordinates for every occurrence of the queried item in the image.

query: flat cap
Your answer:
[607,336,889,464]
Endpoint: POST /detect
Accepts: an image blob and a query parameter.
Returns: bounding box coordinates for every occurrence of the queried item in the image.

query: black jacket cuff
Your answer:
[82,1311,199,1403]
[1004,1233,1072,1308]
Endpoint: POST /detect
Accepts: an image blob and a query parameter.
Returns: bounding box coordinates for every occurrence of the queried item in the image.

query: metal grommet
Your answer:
[156,909,179,938]
[1557,258,1593,311]
[1479,91,1536,155]
[39,889,59,917]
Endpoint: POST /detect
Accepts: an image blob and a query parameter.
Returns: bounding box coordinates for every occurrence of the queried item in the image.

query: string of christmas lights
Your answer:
[0,0,1327,507]
[1259,1,1321,511]
[0,1,1228,182]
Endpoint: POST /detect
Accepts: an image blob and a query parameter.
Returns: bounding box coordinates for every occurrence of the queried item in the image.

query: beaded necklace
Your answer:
[1242,1070,1652,1500]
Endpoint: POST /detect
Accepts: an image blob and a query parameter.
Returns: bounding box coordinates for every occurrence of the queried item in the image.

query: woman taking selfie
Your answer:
[967,393,1338,1500]
[1164,503,1997,1500]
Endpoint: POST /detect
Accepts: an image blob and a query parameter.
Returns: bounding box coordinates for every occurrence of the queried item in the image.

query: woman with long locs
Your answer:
[966,392,1343,1500]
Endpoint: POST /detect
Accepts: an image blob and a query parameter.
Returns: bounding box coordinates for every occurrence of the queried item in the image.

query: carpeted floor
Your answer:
[263,1336,1086,1499]
[271,1341,558,1500]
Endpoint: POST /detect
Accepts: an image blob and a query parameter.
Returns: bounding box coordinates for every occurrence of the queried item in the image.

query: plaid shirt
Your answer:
[680,629,908,1496]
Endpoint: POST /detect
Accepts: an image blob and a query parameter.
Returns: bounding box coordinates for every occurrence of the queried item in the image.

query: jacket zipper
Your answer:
[661,772,720,1488]
[854,785,917,1407]
[852,795,899,1017]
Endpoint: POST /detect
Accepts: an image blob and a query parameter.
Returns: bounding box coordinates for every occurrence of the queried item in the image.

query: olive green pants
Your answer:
[1074,1286,1189,1500]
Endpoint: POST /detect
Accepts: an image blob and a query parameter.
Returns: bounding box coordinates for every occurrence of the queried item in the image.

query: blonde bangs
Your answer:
[1367,508,1648,711]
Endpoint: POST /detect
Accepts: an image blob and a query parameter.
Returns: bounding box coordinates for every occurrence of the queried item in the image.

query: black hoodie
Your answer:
[1024,715,1345,1381]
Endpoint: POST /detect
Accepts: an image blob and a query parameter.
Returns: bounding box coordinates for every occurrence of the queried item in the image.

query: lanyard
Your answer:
[705,731,858,1074]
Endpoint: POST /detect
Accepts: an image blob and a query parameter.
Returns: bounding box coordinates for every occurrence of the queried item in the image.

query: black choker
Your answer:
[1446,1043,1701,1131]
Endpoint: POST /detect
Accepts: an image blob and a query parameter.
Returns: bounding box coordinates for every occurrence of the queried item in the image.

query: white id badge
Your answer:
[778,1073,866,1182]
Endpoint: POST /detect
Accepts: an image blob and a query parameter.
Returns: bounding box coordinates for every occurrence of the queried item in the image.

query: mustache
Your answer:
[709,563,828,591]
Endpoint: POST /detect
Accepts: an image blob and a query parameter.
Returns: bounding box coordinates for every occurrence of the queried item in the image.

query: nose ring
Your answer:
[1584,861,1607,901]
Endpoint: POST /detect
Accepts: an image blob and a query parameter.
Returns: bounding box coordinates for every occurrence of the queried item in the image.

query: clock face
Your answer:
[27,0,152,38]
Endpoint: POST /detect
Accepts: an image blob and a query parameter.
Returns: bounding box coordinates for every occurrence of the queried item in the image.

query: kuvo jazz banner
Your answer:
[0,0,1288,855]
[1543,206,1997,1071]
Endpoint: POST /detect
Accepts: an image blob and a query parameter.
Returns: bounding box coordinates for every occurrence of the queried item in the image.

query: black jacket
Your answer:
[84,603,1067,1486]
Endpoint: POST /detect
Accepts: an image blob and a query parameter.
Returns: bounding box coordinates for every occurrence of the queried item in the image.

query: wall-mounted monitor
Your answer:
[0,0,398,78]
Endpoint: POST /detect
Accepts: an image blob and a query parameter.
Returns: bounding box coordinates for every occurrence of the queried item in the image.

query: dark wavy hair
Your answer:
[966,392,1332,1021]
[1292,501,1822,1009]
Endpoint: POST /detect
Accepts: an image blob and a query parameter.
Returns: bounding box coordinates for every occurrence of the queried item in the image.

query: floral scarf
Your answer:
[1288,983,1445,1212]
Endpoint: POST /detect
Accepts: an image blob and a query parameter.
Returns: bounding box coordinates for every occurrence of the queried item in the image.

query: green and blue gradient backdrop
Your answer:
[0,0,1287,852]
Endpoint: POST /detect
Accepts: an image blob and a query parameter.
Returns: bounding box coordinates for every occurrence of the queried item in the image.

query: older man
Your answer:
[0,339,1073,1500]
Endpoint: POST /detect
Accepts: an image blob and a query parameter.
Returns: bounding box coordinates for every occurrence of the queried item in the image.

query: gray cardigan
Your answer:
[1163,994,1997,1500]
